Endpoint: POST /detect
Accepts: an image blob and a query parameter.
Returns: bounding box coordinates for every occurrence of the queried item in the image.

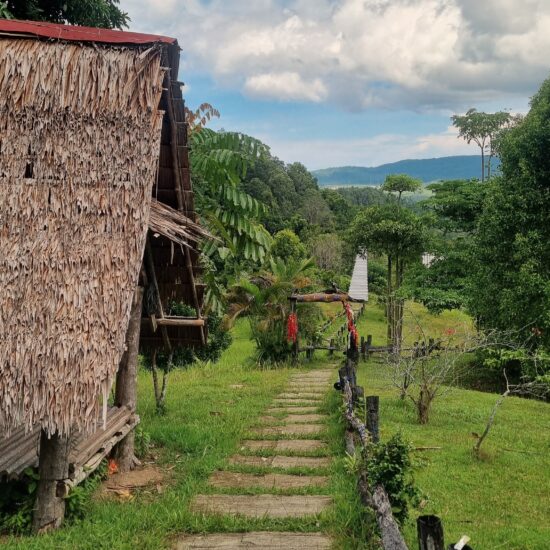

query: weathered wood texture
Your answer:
[113,287,144,472]
[417,515,445,550]
[32,431,71,533]
[0,407,137,481]
[191,494,332,518]
[176,532,332,549]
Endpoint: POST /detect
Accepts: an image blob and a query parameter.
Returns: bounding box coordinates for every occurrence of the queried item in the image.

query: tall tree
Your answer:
[381,174,422,205]
[451,109,513,182]
[1,0,129,28]
[469,77,550,354]
[350,205,427,351]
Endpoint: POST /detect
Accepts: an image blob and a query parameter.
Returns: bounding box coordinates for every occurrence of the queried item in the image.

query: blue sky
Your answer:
[124,0,547,169]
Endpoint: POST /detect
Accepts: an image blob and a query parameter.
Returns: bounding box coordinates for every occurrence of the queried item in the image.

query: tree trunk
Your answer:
[386,256,393,348]
[417,387,432,424]
[113,286,144,472]
[481,147,485,183]
[32,430,71,533]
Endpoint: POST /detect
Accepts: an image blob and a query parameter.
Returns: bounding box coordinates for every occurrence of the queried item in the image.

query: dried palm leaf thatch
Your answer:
[0,38,165,437]
[149,199,215,248]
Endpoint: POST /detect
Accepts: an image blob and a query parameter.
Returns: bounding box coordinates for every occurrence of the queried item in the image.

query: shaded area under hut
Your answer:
[0,19,209,532]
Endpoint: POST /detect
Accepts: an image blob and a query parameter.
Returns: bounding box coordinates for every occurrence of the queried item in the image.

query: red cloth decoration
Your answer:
[343,302,359,350]
[287,312,298,343]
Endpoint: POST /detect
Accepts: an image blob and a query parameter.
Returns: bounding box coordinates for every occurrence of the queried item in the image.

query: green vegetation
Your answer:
[0,0,129,28]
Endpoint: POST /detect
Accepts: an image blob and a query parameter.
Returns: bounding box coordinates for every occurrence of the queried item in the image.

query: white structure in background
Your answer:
[422,253,437,267]
[348,253,369,301]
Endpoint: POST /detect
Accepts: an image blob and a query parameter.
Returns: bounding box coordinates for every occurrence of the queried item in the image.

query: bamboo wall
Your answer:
[0,38,165,437]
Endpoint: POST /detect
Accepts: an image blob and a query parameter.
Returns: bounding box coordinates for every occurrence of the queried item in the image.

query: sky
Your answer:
[123,0,549,170]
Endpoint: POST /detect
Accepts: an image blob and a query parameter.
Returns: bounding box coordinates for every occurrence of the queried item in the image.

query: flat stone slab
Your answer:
[277,393,325,399]
[265,406,319,414]
[272,399,320,406]
[176,532,332,549]
[228,455,331,469]
[241,439,327,453]
[191,495,332,518]
[284,414,326,423]
[208,471,328,489]
[250,424,323,436]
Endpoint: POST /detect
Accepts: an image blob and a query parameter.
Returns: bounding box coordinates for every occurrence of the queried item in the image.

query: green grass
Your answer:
[357,361,550,549]
[353,300,550,549]
[2,321,370,549]
[4,304,549,549]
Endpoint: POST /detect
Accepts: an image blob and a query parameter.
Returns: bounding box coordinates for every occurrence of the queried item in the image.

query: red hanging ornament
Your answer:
[287,312,298,343]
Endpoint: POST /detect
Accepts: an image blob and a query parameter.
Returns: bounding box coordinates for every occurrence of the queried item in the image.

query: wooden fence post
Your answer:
[360,336,365,361]
[366,334,372,359]
[113,286,144,472]
[329,338,335,356]
[366,396,380,443]
[417,515,445,550]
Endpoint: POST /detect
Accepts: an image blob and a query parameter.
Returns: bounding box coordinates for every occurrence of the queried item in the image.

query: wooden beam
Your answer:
[145,236,172,352]
[156,317,205,327]
[163,73,186,212]
[32,430,71,533]
[289,293,367,303]
[113,287,144,472]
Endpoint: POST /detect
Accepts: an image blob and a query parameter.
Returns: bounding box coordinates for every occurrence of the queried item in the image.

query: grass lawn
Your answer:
[3,303,549,549]
[2,321,370,549]
[353,300,550,549]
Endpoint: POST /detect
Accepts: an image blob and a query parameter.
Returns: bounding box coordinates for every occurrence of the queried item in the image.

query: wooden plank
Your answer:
[156,317,205,327]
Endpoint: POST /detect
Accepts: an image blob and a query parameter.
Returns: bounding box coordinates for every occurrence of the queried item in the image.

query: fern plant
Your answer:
[189,127,272,312]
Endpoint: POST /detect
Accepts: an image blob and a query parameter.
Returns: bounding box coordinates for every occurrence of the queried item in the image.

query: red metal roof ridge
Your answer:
[0,19,177,46]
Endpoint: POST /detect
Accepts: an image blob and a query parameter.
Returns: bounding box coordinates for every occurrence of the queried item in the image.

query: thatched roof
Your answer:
[0,23,186,438]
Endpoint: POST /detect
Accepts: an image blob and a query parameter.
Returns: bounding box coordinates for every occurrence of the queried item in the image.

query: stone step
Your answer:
[272,399,320,406]
[176,531,332,549]
[208,471,328,489]
[285,414,326,423]
[191,494,332,518]
[258,414,326,424]
[250,424,323,436]
[241,439,328,453]
[229,454,331,469]
[265,406,319,414]
[277,393,325,399]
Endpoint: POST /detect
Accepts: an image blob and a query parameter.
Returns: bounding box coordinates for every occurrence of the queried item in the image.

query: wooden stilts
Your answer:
[113,286,144,472]
[32,430,71,533]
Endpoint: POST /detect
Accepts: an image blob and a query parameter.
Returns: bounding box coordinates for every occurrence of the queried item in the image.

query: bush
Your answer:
[366,433,420,523]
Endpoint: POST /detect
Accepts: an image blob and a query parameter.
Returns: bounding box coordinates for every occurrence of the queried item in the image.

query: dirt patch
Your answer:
[98,465,166,500]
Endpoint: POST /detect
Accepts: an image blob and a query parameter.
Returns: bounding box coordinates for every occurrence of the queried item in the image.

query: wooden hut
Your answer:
[0,20,208,531]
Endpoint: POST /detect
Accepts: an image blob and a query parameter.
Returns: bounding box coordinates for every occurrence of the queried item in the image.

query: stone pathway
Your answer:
[177,369,335,549]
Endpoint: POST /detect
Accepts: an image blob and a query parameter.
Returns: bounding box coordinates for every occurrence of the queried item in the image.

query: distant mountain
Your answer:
[313,155,496,186]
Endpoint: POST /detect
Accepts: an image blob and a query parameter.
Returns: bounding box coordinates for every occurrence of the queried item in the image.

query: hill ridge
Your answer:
[313,155,496,186]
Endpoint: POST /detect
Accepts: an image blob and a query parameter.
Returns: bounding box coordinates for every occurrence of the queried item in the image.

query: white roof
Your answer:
[348,253,369,301]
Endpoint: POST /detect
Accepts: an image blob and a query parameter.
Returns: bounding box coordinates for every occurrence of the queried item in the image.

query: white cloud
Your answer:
[125,0,550,111]
[244,72,328,102]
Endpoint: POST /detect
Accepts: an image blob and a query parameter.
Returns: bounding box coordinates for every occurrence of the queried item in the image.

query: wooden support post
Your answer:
[366,334,372,359]
[417,515,445,550]
[113,286,144,472]
[360,336,366,361]
[329,338,335,356]
[345,428,355,456]
[366,396,380,443]
[32,430,71,533]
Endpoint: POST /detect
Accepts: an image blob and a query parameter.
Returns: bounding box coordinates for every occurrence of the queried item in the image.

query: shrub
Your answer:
[366,433,420,523]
